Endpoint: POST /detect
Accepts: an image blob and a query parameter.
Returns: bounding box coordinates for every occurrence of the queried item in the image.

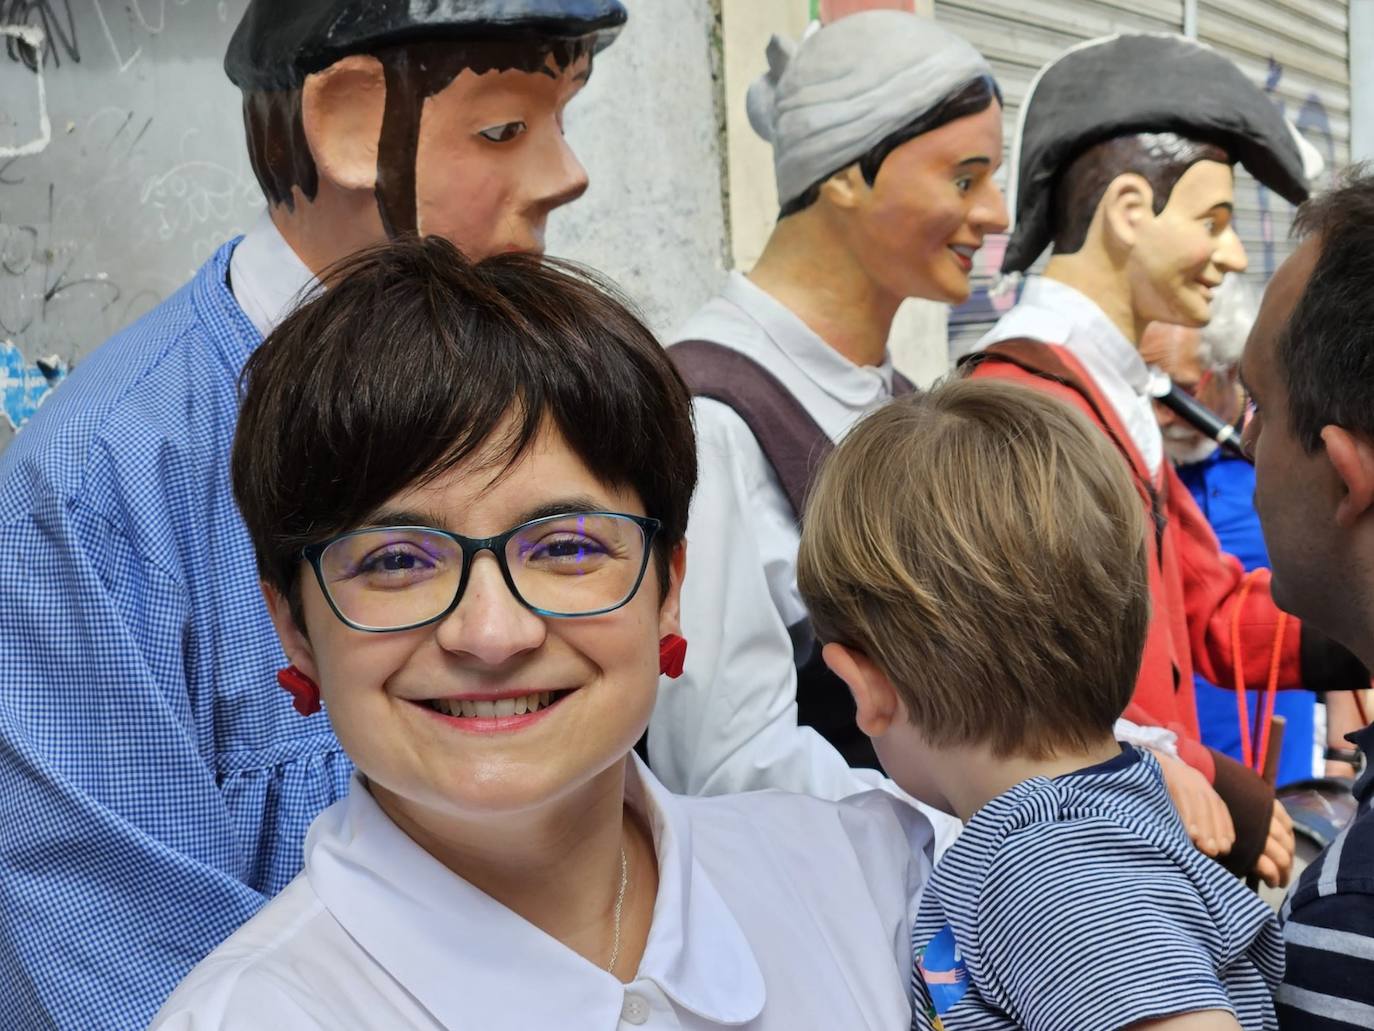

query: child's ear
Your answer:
[822,643,901,737]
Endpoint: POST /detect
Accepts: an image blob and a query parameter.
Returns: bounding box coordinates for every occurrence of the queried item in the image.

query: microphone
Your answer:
[1146,370,1249,462]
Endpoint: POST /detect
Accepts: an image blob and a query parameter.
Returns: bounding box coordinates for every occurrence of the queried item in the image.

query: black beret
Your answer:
[226,0,628,92]
[1003,33,1310,274]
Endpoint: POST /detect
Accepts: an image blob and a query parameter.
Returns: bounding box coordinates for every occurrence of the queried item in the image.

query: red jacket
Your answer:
[969,340,1301,863]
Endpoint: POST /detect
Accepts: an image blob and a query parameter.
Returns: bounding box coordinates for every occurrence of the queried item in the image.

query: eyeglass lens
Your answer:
[317,514,649,630]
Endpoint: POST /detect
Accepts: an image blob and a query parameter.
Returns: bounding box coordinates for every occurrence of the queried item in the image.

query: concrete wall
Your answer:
[0,2,727,442]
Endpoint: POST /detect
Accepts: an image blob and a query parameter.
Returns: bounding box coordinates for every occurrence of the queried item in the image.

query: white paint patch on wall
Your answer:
[0,25,52,158]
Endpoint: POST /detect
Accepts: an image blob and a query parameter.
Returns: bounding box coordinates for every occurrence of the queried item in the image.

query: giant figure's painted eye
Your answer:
[478,121,528,144]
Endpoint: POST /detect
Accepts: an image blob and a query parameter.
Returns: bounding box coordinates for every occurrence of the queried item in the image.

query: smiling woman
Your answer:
[147,237,932,1030]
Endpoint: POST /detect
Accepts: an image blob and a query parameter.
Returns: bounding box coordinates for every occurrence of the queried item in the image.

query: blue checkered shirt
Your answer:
[0,241,352,1030]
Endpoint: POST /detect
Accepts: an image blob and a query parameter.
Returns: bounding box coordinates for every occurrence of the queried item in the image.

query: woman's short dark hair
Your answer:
[232,237,697,623]
[1282,163,1374,451]
[778,75,1003,218]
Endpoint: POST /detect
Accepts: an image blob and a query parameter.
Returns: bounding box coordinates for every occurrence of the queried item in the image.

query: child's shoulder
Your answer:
[933,751,1273,958]
[937,750,1207,912]
[983,747,1183,852]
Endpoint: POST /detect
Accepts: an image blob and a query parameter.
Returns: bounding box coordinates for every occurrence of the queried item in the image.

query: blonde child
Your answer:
[798,379,1281,1031]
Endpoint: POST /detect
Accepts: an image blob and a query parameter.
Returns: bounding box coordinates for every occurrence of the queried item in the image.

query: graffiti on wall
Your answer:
[3,0,217,74]
[1253,57,1337,279]
[0,3,250,434]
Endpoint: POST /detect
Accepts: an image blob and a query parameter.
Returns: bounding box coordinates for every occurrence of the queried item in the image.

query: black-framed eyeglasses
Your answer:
[302,511,662,633]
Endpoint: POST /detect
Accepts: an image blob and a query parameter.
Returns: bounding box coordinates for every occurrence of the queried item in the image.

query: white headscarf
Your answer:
[747,10,992,208]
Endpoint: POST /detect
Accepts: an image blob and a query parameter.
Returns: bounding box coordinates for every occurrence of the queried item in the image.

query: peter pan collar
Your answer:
[305,756,766,1030]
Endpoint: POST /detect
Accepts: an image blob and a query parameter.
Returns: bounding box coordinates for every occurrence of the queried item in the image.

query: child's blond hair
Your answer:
[797,378,1149,758]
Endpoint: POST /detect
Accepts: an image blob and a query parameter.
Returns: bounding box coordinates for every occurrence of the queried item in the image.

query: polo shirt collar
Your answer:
[305,756,765,1030]
[718,271,897,406]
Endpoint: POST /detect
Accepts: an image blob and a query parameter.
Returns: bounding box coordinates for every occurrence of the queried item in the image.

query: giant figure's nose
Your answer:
[1214,226,1248,276]
[973,179,1010,237]
[530,126,590,217]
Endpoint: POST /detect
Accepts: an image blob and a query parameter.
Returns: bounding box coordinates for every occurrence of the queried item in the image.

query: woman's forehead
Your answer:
[377,423,642,531]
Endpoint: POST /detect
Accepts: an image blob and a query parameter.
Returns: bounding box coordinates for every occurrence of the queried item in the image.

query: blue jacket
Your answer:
[0,242,351,1030]
[1179,450,1315,786]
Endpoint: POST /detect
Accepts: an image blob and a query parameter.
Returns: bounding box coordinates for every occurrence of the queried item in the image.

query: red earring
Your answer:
[276,665,321,717]
[659,634,688,679]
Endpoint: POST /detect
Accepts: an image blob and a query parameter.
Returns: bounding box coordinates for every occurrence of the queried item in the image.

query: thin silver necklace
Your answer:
[606,844,629,974]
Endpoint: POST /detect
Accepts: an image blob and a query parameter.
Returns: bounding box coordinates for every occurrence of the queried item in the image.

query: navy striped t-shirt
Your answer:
[911,746,1283,1030]
[1277,723,1374,1030]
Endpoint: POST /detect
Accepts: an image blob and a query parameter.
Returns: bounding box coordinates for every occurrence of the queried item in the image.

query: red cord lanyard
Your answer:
[1231,570,1287,774]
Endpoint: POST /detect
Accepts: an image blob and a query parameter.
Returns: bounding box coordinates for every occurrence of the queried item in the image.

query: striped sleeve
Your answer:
[974,820,1236,1031]
[1279,893,1374,1030]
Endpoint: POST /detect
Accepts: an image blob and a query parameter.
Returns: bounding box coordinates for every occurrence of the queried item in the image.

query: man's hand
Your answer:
[1251,799,1295,888]
[1152,749,1236,857]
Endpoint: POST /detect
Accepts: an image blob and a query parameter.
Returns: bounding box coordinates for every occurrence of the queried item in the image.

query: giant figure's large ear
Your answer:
[302,55,387,193]
[1099,172,1155,253]
[817,164,869,212]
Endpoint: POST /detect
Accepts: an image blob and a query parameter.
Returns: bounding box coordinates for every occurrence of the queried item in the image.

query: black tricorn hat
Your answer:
[226,0,628,92]
[1003,33,1310,274]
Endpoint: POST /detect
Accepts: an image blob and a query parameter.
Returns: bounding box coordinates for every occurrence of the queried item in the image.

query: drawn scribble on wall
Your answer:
[0,337,65,430]
[1,0,77,69]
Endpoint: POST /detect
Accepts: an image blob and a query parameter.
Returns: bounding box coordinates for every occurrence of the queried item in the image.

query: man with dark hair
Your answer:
[1241,166,1374,1030]
[0,3,624,1027]
[966,33,1368,887]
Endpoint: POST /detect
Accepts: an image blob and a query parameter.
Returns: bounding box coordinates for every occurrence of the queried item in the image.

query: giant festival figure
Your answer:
[966,32,1367,885]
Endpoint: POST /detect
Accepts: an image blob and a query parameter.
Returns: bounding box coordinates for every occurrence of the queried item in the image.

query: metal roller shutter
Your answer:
[1198,0,1350,292]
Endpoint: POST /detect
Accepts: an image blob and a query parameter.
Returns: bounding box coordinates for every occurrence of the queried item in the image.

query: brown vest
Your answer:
[670,338,914,771]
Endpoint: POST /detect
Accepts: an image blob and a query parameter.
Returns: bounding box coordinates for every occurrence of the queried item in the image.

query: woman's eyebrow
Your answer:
[361,495,611,534]
[515,495,613,524]
[956,156,992,169]
[366,509,444,530]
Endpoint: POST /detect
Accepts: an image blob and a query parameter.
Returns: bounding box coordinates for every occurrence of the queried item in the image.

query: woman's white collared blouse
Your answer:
[150,756,931,1030]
